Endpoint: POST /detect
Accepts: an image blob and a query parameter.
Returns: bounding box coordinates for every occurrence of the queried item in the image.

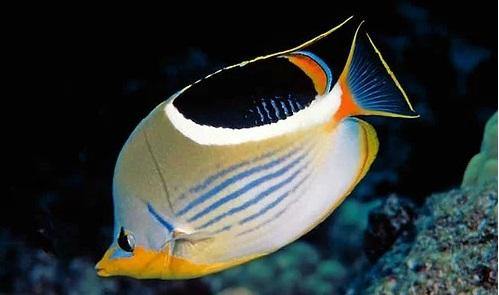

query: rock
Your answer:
[363,195,416,262]
[462,112,498,187]
[362,184,497,294]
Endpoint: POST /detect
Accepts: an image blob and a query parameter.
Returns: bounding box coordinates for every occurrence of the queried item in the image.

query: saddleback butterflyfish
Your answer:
[95,17,418,279]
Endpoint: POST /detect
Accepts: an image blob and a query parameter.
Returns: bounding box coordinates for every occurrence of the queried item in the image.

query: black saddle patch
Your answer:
[172,57,318,129]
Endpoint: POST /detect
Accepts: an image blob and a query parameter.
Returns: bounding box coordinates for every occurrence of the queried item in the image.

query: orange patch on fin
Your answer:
[286,54,329,95]
[331,77,362,124]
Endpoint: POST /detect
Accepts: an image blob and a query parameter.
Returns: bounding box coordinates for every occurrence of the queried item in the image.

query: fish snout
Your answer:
[95,259,110,277]
[95,247,115,277]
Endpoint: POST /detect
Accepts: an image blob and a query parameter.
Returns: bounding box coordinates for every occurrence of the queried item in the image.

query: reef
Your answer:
[358,112,498,294]
[361,184,497,294]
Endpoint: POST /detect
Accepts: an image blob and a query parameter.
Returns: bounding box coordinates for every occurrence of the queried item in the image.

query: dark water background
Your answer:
[4,1,497,293]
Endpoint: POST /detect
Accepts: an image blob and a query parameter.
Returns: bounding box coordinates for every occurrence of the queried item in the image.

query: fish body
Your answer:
[96,18,418,279]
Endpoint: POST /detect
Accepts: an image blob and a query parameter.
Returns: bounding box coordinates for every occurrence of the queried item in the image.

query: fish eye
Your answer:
[117,226,135,252]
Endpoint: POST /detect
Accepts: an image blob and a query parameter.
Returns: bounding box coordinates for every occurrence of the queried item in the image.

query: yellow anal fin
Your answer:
[353,118,379,185]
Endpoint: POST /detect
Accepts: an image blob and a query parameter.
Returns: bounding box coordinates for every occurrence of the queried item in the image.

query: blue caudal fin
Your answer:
[337,22,419,119]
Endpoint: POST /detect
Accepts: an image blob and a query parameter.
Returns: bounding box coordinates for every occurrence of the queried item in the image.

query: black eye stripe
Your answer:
[118,226,134,253]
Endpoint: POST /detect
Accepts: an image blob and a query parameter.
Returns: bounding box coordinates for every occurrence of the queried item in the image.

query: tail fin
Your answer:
[334,22,419,120]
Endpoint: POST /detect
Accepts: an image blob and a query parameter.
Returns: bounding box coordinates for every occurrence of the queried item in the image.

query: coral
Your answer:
[362,183,497,294]
[354,111,498,294]
[462,112,498,187]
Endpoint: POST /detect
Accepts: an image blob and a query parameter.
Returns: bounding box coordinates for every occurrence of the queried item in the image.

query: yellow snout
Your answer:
[95,245,244,279]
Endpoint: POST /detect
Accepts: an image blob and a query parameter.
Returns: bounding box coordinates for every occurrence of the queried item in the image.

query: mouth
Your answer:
[95,261,110,277]
[95,267,109,277]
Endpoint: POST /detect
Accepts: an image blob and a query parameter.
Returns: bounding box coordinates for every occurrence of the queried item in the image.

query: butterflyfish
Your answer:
[95,17,418,279]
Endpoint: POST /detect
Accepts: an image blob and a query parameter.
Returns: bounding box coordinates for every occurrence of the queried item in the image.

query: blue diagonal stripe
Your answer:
[147,202,174,232]
[188,148,281,194]
[175,145,304,217]
[187,151,308,223]
[236,203,288,237]
[196,165,308,230]
[239,173,311,225]
[236,175,310,237]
